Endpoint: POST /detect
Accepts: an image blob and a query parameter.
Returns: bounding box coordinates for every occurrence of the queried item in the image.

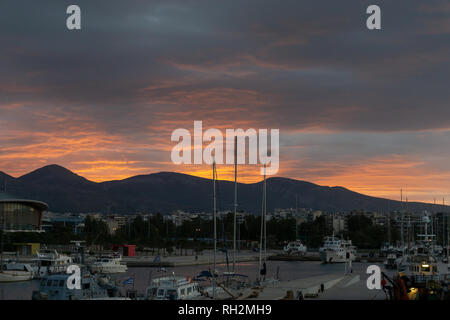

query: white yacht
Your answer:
[89,255,127,274]
[394,213,450,299]
[144,275,202,300]
[33,250,74,278]
[0,262,34,282]
[284,241,307,256]
[319,236,356,263]
[32,273,125,300]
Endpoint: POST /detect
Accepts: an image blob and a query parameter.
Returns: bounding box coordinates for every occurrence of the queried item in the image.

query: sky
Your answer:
[0,0,449,203]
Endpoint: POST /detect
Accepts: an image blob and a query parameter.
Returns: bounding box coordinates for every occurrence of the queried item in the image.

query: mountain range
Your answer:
[0,164,446,215]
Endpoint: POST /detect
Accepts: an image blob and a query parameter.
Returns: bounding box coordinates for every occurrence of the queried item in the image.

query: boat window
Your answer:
[158,289,165,296]
[59,280,65,287]
[47,279,52,286]
[180,288,185,296]
[40,278,47,286]
[41,261,51,267]
[167,289,177,300]
[52,280,59,286]
[421,265,430,272]
[187,287,192,294]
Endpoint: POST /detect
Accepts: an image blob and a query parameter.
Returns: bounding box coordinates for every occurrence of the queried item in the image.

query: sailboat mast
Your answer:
[406,197,410,250]
[400,189,403,248]
[447,212,449,268]
[263,164,267,261]
[1,215,3,273]
[295,194,298,240]
[1,178,4,273]
[0,208,5,273]
[444,202,446,248]
[387,200,391,243]
[233,136,237,273]
[212,160,217,299]
[258,164,266,281]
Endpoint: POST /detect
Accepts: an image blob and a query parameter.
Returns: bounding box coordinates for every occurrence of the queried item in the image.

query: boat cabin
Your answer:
[145,276,201,300]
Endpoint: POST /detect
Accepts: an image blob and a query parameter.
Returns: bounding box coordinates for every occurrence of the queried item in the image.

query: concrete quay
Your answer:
[123,250,273,267]
[248,273,353,300]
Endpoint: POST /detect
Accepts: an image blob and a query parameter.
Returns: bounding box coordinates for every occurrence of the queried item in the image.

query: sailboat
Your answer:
[200,149,249,299]
[223,136,241,278]
[256,164,278,286]
[220,139,250,291]
[0,262,34,282]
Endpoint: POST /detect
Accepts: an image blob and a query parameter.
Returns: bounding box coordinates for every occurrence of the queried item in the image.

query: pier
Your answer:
[268,252,384,263]
[247,273,355,300]
[122,250,264,267]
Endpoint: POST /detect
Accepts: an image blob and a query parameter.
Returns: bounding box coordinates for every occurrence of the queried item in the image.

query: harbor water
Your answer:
[0,261,390,300]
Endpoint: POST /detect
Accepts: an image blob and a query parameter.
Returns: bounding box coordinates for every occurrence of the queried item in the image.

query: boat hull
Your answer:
[0,271,33,282]
[320,250,355,264]
[33,265,71,279]
[90,265,128,274]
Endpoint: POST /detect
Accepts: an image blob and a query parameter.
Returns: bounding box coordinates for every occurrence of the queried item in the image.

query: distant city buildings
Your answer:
[41,212,84,234]
[325,214,347,234]
[17,202,447,244]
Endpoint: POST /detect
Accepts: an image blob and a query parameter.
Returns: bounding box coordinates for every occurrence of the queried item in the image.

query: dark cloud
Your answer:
[0,0,449,200]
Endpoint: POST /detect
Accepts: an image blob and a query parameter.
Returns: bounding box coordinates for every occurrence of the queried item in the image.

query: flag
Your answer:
[122,277,134,286]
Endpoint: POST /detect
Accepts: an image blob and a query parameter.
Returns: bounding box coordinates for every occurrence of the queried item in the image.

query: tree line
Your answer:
[2,212,399,251]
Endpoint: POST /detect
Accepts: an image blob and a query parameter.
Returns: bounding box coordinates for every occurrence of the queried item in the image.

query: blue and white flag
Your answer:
[122,277,134,286]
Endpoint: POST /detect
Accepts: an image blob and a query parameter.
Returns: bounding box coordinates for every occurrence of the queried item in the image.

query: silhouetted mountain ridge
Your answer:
[0,165,446,214]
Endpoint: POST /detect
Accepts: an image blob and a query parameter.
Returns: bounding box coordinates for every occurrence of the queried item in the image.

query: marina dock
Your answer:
[248,273,355,300]
[123,253,261,267]
[269,252,384,263]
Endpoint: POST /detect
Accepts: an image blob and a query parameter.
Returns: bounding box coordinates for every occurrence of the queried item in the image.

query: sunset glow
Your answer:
[1,1,449,206]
